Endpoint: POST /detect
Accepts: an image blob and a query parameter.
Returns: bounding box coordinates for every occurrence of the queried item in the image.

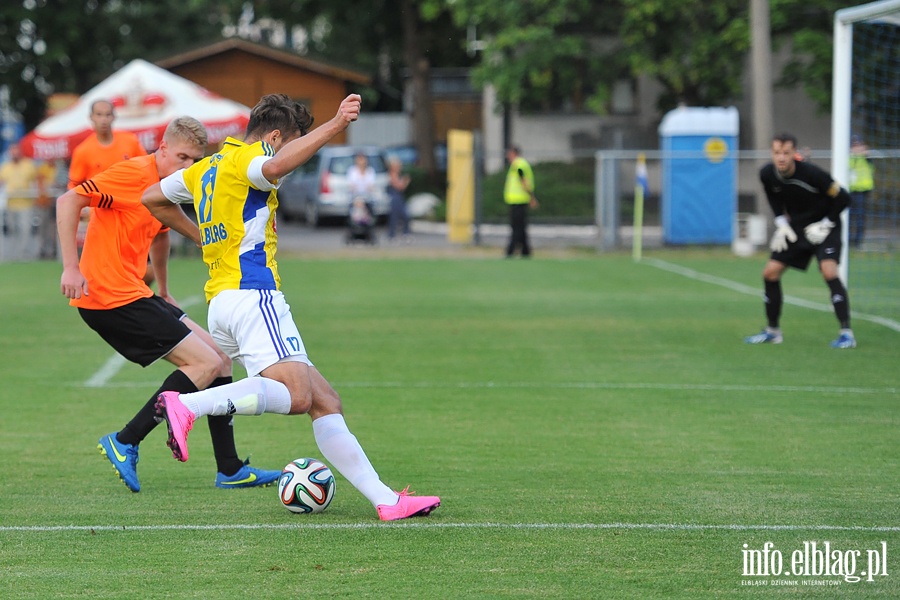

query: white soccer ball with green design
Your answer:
[278,458,336,514]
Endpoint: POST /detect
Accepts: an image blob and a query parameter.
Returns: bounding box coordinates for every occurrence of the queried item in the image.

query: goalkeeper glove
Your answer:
[769,216,797,252]
[804,218,835,245]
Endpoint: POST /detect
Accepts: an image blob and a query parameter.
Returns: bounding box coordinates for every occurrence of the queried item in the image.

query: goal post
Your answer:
[832,0,900,324]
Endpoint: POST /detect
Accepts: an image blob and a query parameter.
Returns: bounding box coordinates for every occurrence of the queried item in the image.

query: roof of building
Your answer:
[156,37,371,86]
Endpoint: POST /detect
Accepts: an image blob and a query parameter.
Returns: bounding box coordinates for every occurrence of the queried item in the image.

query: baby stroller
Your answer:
[345,197,377,245]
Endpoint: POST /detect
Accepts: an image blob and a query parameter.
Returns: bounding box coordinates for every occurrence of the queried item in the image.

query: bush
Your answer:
[405,166,446,199]
[479,159,595,223]
[410,159,596,224]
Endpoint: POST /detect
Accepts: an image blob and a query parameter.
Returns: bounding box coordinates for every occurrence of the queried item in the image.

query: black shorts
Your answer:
[770,225,843,271]
[78,295,191,367]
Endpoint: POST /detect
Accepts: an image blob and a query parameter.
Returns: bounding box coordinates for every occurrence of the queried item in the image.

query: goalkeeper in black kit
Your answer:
[745,132,856,349]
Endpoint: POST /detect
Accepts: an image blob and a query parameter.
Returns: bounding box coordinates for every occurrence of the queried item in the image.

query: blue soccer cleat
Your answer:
[744,328,783,344]
[215,458,282,489]
[830,331,857,349]
[98,433,140,493]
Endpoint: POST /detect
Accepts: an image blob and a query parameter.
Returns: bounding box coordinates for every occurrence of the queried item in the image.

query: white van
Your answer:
[277,145,390,227]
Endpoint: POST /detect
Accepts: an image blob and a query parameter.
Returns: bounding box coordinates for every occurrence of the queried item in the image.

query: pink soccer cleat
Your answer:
[154,391,195,462]
[377,486,441,521]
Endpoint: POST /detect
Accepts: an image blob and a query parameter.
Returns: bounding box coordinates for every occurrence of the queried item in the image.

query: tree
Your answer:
[435,0,625,115]
[1,0,238,130]
[456,0,857,116]
[619,0,862,114]
[244,0,470,177]
[3,0,859,147]
[771,0,862,114]
[620,0,751,112]
[400,0,437,175]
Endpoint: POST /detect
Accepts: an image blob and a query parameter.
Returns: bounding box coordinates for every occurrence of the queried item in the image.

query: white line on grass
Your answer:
[335,381,899,394]
[83,295,204,387]
[2,522,898,533]
[83,354,128,388]
[72,380,899,394]
[643,257,900,333]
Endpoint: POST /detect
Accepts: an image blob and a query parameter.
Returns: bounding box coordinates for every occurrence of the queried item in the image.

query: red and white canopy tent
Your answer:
[21,59,251,160]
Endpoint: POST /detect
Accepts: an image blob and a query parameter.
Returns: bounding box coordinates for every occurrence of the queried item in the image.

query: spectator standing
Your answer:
[848,135,874,249]
[347,152,376,203]
[36,159,66,259]
[503,146,538,258]
[68,100,146,189]
[386,157,411,242]
[0,142,38,260]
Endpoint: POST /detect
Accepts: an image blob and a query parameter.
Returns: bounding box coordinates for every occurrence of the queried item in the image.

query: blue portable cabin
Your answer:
[659,107,739,244]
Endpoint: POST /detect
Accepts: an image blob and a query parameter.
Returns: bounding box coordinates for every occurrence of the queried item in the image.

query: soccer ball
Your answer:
[278,458,336,514]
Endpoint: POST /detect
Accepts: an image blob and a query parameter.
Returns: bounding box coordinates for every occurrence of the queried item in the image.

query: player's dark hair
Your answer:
[773,132,797,148]
[246,94,314,139]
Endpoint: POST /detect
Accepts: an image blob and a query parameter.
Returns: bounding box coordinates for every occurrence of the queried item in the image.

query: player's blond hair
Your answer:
[164,116,208,148]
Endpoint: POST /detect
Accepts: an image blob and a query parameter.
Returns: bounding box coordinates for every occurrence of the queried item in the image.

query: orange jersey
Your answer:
[71,154,166,310]
[68,131,146,189]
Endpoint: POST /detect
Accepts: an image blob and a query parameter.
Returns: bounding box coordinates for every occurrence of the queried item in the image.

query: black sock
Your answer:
[206,376,244,476]
[826,278,851,329]
[764,279,783,329]
[117,370,199,446]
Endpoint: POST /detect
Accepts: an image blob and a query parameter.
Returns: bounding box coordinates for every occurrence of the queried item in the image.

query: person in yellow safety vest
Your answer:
[848,135,874,249]
[503,146,538,258]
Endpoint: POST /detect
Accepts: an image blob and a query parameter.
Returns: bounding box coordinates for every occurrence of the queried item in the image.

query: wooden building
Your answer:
[156,38,371,144]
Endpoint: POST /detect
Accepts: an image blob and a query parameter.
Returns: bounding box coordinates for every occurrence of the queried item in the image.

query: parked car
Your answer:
[278,145,390,226]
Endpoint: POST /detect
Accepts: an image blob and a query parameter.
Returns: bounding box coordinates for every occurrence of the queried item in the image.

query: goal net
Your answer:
[833,0,900,328]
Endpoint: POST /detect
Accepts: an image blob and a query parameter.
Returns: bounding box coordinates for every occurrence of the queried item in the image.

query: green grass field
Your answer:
[1,250,898,598]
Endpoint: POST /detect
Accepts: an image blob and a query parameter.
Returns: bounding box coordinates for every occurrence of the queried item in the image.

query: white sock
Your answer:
[312,414,397,507]
[180,377,292,417]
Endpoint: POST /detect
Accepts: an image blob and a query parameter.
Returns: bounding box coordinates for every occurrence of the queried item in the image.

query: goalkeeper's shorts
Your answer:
[771,225,842,271]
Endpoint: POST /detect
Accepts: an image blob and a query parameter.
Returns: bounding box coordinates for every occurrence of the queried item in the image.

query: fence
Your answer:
[594,149,900,252]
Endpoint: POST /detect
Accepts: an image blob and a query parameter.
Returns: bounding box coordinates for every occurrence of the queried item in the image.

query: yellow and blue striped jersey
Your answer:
[181,136,281,302]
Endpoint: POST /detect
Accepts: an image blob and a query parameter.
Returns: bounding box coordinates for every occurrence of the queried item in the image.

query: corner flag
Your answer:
[633,153,648,261]
[636,152,649,197]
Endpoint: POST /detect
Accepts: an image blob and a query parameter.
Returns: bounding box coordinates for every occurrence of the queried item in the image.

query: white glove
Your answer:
[770,216,798,252]
[804,218,835,245]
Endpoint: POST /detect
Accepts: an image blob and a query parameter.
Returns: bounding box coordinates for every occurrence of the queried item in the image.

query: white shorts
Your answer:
[207,289,313,377]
